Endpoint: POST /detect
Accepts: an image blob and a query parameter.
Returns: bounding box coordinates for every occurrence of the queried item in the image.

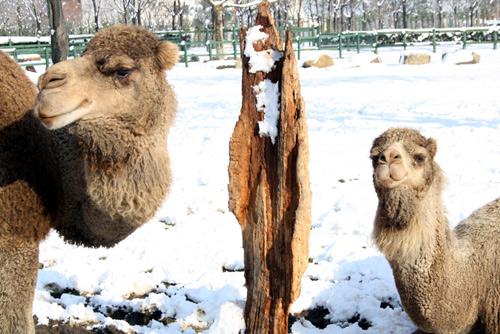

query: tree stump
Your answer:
[228,2,311,333]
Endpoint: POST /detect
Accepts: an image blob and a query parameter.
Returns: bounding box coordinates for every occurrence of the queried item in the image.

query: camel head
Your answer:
[34,25,179,131]
[370,128,441,228]
[31,25,179,247]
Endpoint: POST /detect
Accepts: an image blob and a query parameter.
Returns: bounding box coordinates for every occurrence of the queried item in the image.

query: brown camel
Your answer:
[0,25,178,333]
[370,128,499,334]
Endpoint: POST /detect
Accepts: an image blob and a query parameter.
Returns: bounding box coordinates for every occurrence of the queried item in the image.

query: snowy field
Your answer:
[28,46,500,333]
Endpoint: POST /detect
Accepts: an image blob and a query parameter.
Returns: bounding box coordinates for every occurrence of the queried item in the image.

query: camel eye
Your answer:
[114,68,132,79]
[414,154,426,164]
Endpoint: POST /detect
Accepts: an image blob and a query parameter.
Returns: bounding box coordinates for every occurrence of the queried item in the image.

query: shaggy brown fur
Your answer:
[370,128,500,334]
[0,25,178,333]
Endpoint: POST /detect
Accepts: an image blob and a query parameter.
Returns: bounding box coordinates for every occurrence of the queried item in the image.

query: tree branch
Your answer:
[207,0,229,6]
[226,0,277,8]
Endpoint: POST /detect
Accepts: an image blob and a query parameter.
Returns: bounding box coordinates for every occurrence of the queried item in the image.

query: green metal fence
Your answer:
[1,26,498,69]
[295,27,498,59]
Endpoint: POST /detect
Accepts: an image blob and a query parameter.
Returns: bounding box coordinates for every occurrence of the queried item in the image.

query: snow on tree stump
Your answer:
[228,1,311,333]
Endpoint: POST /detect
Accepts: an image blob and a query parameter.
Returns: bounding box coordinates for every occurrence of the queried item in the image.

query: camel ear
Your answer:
[426,138,437,158]
[156,41,179,71]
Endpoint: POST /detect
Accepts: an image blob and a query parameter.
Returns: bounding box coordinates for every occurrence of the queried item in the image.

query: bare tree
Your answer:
[467,0,481,26]
[90,0,103,31]
[19,0,47,34]
[434,0,443,27]
[47,0,68,63]
[376,0,385,28]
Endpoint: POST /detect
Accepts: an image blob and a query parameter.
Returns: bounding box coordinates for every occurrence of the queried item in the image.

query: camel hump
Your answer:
[0,51,37,127]
[466,198,500,224]
[456,198,500,243]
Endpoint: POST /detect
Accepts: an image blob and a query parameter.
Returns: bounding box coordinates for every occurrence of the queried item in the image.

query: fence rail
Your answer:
[1,26,498,69]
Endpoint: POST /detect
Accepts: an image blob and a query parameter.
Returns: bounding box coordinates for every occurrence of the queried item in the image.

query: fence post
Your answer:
[338,32,343,59]
[296,36,301,60]
[207,40,212,60]
[356,33,360,53]
[403,31,407,50]
[462,30,467,49]
[232,39,237,59]
[374,33,379,54]
[432,29,436,53]
[181,41,188,67]
[494,29,498,50]
[44,47,50,69]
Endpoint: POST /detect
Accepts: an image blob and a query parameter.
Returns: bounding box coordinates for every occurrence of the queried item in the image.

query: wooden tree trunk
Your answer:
[228,2,311,334]
[47,0,68,64]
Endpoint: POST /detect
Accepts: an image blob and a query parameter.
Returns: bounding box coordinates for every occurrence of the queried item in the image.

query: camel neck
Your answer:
[374,179,452,265]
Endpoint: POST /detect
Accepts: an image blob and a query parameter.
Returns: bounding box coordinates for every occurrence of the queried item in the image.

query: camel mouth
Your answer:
[376,177,404,189]
[36,99,93,130]
[374,165,407,189]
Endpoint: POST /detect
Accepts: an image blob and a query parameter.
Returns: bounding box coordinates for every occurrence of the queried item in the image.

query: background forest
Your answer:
[1,0,499,36]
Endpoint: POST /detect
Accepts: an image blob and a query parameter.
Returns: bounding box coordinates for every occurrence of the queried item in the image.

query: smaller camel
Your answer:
[370,128,499,334]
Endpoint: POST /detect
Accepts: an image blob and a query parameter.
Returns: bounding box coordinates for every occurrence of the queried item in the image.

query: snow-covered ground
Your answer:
[29,46,500,333]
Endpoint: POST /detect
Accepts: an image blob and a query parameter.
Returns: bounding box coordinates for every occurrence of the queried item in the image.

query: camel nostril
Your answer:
[393,154,401,160]
[379,154,387,163]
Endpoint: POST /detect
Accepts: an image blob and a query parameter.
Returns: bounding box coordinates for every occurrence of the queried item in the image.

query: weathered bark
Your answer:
[47,0,68,64]
[228,2,311,334]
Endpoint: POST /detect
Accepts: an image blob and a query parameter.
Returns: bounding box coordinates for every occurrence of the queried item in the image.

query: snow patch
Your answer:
[442,50,477,64]
[244,25,283,73]
[253,79,280,144]
[204,302,245,334]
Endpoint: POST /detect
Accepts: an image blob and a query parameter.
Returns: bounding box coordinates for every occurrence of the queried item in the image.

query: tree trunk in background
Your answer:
[436,0,443,28]
[214,4,224,59]
[340,4,345,31]
[179,1,184,29]
[130,0,137,25]
[297,0,303,27]
[122,0,128,24]
[326,0,333,32]
[377,3,383,29]
[91,0,100,31]
[32,3,42,34]
[402,0,408,28]
[172,0,177,30]
[228,2,311,334]
[362,0,368,31]
[16,4,24,35]
[137,3,142,25]
[47,0,68,64]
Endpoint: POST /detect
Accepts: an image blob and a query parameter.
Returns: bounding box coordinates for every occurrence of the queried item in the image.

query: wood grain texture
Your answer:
[228,2,311,333]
